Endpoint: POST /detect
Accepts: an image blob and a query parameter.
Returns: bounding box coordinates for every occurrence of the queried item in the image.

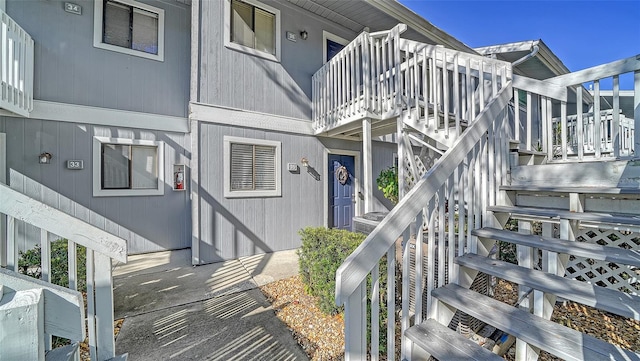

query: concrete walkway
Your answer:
[112,249,309,360]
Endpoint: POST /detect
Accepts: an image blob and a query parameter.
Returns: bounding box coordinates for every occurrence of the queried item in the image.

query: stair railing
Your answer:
[512,54,640,161]
[312,24,407,133]
[335,83,513,360]
[398,39,511,143]
[0,183,127,361]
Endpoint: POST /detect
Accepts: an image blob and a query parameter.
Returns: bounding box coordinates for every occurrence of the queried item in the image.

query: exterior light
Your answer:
[300,30,308,40]
[301,157,309,167]
[39,152,53,164]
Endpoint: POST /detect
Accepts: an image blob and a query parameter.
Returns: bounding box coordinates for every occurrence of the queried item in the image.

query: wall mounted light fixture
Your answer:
[300,30,308,40]
[300,157,309,167]
[39,152,53,164]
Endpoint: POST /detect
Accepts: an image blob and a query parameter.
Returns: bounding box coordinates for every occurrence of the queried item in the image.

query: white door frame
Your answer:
[324,148,361,228]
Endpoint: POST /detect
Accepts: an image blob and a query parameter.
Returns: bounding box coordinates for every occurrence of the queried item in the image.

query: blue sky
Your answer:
[399,1,640,89]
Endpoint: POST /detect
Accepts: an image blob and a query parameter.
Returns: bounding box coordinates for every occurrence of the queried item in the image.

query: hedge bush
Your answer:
[18,239,87,292]
[298,227,391,354]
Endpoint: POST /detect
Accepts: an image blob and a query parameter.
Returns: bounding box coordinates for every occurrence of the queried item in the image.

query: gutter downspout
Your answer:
[512,44,539,67]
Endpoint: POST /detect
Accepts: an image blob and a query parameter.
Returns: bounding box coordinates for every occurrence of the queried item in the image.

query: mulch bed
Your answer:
[261,276,640,360]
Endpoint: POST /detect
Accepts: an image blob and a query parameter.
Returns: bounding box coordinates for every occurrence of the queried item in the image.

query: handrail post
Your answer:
[343,282,366,361]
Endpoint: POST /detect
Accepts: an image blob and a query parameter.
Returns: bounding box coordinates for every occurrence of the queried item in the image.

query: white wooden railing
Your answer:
[0,183,127,361]
[0,9,34,117]
[311,24,511,141]
[551,109,634,158]
[512,54,640,161]
[312,24,407,133]
[335,84,512,360]
[398,39,510,143]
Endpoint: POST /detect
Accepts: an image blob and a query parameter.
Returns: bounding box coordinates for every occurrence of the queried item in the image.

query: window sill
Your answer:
[224,190,282,198]
[224,41,280,63]
[93,188,165,197]
[93,42,164,62]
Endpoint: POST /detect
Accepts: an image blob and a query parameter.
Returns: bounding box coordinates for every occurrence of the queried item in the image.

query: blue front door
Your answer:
[329,154,355,230]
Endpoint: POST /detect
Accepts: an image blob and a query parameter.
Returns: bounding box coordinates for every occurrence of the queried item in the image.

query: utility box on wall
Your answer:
[173,164,186,191]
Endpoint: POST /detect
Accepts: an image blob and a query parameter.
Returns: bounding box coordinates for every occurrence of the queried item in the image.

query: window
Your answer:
[224,136,281,198]
[93,137,165,196]
[224,0,281,61]
[93,0,165,61]
[323,31,348,63]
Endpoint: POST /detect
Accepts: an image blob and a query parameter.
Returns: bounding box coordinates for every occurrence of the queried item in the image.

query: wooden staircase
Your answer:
[403,147,640,360]
[329,27,639,360]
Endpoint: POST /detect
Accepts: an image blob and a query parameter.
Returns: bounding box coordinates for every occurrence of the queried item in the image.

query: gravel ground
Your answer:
[261,276,640,360]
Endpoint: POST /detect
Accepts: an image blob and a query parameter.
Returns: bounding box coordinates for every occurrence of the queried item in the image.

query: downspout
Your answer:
[512,44,539,67]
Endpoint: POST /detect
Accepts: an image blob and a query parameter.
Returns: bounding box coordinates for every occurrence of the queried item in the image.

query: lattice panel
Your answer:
[565,229,639,295]
[403,154,428,190]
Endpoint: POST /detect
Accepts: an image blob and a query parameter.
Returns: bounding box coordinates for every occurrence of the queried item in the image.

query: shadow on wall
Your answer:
[198,187,274,264]
[249,55,312,119]
[7,169,164,253]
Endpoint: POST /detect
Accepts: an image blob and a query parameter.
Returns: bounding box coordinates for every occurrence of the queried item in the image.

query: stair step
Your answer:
[455,253,640,320]
[488,205,640,228]
[432,284,640,361]
[501,185,640,195]
[405,319,503,361]
[472,227,640,267]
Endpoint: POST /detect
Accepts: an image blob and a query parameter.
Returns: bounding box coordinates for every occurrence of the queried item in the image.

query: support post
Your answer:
[363,118,373,213]
[634,70,640,157]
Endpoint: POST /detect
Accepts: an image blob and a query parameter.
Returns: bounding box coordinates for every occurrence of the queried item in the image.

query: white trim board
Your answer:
[0,100,189,133]
[323,148,362,228]
[189,102,314,135]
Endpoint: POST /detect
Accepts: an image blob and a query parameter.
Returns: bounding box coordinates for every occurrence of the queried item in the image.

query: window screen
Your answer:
[230,0,275,55]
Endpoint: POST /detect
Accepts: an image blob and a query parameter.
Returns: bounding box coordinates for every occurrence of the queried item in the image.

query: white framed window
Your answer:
[323,30,348,64]
[224,0,281,62]
[93,0,165,61]
[224,136,281,198]
[93,137,165,197]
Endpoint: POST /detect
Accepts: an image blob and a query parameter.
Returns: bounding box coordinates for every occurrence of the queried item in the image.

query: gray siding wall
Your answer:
[0,117,191,254]
[7,0,190,117]
[197,124,395,263]
[199,0,358,119]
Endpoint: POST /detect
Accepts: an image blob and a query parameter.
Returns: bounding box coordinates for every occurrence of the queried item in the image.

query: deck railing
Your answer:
[512,54,640,161]
[334,84,512,360]
[311,24,511,140]
[0,9,34,117]
[312,24,406,133]
[551,109,634,158]
[1,183,127,361]
[398,39,510,142]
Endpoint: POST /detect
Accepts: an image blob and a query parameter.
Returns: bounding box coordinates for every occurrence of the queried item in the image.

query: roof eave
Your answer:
[366,0,478,54]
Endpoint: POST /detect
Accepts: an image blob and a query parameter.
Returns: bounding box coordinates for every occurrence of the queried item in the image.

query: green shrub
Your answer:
[298,227,391,354]
[298,227,366,314]
[376,166,399,204]
[18,239,87,292]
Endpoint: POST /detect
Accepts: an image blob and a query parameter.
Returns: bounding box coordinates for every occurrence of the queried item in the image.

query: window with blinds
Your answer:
[94,0,164,61]
[229,0,278,57]
[93,137,165,197]
[103,0,159,54]
[224,136,281,198]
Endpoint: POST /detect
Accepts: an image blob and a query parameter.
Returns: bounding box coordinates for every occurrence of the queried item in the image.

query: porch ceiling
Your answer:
[284,0,475,53]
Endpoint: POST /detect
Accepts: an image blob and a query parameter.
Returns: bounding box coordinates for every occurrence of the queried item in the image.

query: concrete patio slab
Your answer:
[115,288,308,360]
[113,248,306,359]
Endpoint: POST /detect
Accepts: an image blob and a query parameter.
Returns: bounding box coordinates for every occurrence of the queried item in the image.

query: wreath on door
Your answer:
[335,165,349,185]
